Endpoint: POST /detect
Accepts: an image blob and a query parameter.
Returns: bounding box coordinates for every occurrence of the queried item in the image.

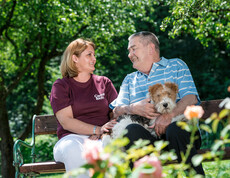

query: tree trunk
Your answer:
[0,97,15,178]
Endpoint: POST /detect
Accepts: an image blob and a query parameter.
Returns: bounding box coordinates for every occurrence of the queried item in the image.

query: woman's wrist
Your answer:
[93,126,102,135]
[93,125,97,135]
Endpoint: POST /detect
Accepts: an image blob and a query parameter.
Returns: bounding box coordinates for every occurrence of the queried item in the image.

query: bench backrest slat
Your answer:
[34,99,224,135]
[201,99,223,119]
[35,115,57,135]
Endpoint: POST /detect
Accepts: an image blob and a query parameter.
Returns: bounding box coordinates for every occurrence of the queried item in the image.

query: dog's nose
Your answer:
[163,103,168,108]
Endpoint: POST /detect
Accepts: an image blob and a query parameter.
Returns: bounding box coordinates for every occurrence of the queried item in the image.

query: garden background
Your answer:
[0,0,229,177]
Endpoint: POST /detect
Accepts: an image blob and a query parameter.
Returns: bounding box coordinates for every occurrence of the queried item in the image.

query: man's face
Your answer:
[127,37,149,73]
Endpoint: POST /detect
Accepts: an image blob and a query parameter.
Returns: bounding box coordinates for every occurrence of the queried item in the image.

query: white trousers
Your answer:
[53,134,102,178]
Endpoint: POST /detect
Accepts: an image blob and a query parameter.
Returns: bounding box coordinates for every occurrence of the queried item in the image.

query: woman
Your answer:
[50,38,118,177]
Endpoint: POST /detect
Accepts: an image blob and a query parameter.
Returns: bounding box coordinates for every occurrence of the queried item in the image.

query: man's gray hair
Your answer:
[129,31,160,54]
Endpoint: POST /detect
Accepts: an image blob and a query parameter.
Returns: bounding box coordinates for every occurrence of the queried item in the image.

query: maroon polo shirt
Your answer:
[50,74,118,139]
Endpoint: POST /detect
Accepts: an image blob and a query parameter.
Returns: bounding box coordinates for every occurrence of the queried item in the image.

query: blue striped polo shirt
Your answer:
[110,57,200,109]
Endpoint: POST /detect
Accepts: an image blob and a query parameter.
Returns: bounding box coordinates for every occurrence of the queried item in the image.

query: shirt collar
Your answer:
[137,57,168,76]
[156,57,168,67]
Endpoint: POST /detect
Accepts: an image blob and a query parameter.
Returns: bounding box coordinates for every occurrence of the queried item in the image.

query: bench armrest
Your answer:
[13,115,37,171]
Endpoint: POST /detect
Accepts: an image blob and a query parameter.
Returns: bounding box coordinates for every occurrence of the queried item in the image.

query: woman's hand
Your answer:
[89,135,100,140]
[88,120,117,140]
[100,119,117,133]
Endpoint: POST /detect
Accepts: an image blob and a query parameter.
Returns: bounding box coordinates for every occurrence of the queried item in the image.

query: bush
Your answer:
[21,135,58,163]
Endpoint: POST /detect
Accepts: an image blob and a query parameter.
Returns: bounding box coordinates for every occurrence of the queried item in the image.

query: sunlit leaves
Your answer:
[192,154,203,167]
[220,125,230,139]
[0,0,156,124]
[219,109,229,119]
[161,0,230,47]
[199,124,212,133]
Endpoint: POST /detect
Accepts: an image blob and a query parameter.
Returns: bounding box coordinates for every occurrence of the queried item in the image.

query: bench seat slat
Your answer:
[19,161,65,174]
[200,99,223,119]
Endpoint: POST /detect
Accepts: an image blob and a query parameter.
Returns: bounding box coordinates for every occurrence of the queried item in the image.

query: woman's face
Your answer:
[74,45,96,74]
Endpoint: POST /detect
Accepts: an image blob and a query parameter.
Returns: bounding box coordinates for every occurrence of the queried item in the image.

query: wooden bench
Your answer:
[13,99,230,177]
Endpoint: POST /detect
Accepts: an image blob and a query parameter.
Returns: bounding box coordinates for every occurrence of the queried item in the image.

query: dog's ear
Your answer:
[149,83,162,96]
[165,82,178,93]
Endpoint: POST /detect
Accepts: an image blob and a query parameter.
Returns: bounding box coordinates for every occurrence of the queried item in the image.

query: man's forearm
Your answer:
[113,105,134,119]
[171,94,198,118]
[113,98,162,120]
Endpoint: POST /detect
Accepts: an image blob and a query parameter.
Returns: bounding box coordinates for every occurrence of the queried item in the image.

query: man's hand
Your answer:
[148,95,198,136]
[112,98,160,119]
[149,113,173,136]
[130,98,160,119]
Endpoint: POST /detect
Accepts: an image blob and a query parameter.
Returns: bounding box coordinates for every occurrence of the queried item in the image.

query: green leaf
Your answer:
[200,124,212,133]
[220,125,230,138]
[212,119,220,133]
[219,109,229,119]
[177,121,192,132]
[211,140,223,151]
[192,154,203,167]
[154,140,169,151]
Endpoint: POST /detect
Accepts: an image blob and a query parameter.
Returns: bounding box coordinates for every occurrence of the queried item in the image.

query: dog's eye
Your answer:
[157,94,160,97]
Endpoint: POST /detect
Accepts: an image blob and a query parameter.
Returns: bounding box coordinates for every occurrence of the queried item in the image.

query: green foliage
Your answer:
[37,173,64,178]
[0,0,158,137]
[203,160,230,178]
[200,100,230,149]
[158,0,230,101]
[161,0,230,48]
[21,135,58,163]
[195,100,230,169]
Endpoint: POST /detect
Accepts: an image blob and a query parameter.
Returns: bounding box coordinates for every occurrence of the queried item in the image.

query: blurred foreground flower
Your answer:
[82,139,103,164]
[134,155,163,178]
[81,140,111,177]
[184,105,204,120]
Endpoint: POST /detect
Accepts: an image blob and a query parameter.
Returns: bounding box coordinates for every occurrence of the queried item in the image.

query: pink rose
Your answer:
[184,105,204,120]
[134,155,163,178]
[82,140,102,164]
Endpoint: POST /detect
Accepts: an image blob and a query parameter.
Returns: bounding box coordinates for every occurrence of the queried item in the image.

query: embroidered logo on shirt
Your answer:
[94,93,105,100]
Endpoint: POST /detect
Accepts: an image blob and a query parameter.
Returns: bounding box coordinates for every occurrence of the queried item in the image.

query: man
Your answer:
[110,31,205,175]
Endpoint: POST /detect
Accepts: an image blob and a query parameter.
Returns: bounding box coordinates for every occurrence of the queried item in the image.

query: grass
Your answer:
[38,160,230,178]
[38,173,63,178]
[203,160,230,178]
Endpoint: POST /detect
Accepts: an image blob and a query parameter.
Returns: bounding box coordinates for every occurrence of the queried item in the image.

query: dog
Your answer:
[102,82,187,146]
